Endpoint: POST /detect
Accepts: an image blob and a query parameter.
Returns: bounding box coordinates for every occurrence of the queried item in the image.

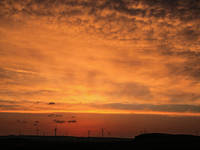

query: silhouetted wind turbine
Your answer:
[54,126,57,136]
[43,132,45,136]
[36,128,39,136]
[87,130,91,137]
[100,128,105,137]
[144,128,147,134]
[108,131,111,137]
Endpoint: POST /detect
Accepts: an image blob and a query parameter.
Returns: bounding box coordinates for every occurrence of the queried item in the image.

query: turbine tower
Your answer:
[100,128,105,137]
[54,126,57,136]
[87,130,91,137]
[36,128,39,136]
[108,131,111,137]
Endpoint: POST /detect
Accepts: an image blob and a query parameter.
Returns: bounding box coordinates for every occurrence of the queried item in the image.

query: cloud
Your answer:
[48,102,55,105]
[48,114,55,117]
[21,121,27,124]
[90,103,200,114]
[51,114,54,116]
[103,82,152,102]
[35,121,39,123]
[0,99,15,103]
[53,119,66,124]
[0,0,199,116]
[167,63,200,81]
[68,120,77,123]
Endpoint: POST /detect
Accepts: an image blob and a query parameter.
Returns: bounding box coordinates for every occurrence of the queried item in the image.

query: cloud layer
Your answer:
[0,0,200,115]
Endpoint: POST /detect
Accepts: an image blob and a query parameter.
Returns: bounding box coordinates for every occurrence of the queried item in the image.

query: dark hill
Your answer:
[1,134,200,150]
[135,133,200,141]
[134,133,200,150]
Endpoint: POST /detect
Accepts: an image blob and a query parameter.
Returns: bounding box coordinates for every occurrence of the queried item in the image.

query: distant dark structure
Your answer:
[54,126,57,136]
[144,128,147,134]
[43,132,45,136]
[108,131,111,137]
[87,130,91,137]
[65,133,67,136]
[100,128,105,137]
[36,128,39,136]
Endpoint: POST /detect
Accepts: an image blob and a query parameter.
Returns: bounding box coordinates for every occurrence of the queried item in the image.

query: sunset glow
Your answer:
[0,0,200,137]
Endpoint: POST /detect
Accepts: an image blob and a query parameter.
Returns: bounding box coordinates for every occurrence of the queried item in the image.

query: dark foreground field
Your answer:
[1,133,200,150]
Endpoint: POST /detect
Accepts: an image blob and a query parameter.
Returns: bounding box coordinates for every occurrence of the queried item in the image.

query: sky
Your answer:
[0,0,200,137]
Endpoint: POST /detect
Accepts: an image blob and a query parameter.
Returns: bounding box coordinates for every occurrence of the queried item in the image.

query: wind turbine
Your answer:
[54,126,57,136]
[87,130,91,137]
[144,128,147,134]
[36,128,39,136]
[108,131,111,137]
[100,128,105,137]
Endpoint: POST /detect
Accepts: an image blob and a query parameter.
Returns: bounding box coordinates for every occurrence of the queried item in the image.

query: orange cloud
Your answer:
[0,0,199,116]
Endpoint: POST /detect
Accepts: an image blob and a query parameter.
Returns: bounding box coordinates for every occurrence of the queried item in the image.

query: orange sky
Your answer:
[1,112,200,137]
[0,0,200,137]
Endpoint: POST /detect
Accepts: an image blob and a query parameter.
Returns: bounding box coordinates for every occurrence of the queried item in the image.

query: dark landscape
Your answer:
[1,133,200,150]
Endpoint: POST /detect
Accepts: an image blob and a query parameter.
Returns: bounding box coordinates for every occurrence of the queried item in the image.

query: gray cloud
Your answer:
[48,114,54,117]
[165,92,200,103]
[68,120,77,123]
[21,121,27,123]
[105,82,152,101]
[0,104,25,110]
[48,102,55,105]
[53,119,66,123]
[166,61,200,81]
[1,0,199,28]
[0,0,199,56]
[91,103,200,113]
[0,99,14,103]
[0,66,45,86]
